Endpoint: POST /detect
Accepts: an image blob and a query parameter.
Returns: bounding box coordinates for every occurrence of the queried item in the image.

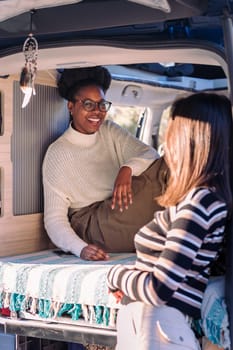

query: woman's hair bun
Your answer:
[57,66,112,100]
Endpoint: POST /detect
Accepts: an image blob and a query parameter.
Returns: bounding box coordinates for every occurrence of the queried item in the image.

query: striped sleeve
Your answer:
[107,188,227,307]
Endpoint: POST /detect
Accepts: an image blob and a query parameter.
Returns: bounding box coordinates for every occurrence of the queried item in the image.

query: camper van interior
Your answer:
[0,1,233,349]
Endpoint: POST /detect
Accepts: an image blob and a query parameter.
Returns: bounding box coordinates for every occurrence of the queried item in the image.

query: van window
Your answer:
[107,105,144,136]
[158,105,171,154]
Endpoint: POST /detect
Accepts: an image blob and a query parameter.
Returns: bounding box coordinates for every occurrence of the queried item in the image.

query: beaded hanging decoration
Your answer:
[19,10,38,108]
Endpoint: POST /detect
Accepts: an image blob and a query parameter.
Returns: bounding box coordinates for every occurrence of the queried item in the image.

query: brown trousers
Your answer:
[69,157,168,253]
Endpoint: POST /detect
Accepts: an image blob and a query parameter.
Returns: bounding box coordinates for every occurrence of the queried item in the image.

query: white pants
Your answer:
[116,302,201,350]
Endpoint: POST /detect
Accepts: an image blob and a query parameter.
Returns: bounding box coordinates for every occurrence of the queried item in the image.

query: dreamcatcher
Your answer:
[19,9,38,108]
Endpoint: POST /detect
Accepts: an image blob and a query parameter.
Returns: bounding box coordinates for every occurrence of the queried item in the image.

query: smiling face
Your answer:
[68,84,107,134]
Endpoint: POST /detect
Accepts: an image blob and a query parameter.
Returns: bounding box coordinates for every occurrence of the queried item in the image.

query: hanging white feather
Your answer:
[20,33,38,108]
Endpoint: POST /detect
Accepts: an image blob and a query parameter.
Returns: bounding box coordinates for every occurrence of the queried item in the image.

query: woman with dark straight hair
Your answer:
[107,92,233,350]
[161,93,232,209]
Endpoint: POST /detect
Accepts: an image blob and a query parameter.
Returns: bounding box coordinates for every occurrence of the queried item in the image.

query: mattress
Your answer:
[0,249,230,349]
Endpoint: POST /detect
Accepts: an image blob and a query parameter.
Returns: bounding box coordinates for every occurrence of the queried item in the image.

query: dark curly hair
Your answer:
[57,66,112,101]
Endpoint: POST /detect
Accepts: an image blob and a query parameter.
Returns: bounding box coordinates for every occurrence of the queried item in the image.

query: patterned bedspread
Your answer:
[0,250,136,328]
[0,250,230,348]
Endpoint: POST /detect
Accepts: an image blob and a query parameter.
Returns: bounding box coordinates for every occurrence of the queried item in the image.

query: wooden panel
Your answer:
[0,214,51,257]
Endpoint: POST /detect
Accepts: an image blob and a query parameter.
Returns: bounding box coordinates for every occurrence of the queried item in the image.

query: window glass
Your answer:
[158,105,171,154]
[107,105,144,136]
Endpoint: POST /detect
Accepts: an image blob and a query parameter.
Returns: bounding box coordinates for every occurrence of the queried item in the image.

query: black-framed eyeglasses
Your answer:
[73,98,112,112]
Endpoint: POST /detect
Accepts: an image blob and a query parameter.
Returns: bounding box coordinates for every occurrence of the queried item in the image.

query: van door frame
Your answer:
[222,9,233,350]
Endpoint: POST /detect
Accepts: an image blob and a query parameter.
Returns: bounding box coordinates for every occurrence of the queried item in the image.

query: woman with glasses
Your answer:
[42,66,168,261]
[107,92,233,350]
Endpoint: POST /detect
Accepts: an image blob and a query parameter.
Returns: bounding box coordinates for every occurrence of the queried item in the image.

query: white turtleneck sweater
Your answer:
[42,120,159,256]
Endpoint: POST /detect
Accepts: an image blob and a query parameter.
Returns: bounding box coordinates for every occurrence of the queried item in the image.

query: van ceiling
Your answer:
[0,0,231,76]
[0,0,230,55]
[0,0,208,36]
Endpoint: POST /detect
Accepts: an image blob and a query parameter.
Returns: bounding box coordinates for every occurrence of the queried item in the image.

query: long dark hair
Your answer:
[158,92,233,211]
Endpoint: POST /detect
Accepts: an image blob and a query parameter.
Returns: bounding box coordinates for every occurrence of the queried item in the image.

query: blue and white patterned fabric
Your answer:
[0,250,135,327]
[0,250,230,348]
[197,276,230,350]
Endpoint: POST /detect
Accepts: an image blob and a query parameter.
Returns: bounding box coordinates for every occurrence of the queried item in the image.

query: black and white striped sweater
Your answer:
[107,187,228,318]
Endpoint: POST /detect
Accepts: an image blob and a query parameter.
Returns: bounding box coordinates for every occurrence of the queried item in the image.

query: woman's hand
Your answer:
[110,289,124,303]
[111,166,133,211]
[80,244,109,261]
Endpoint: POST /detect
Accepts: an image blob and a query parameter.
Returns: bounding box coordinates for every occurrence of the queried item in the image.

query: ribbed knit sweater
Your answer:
[107,187,228,318]
[42,120,158,256]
